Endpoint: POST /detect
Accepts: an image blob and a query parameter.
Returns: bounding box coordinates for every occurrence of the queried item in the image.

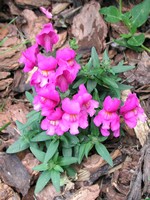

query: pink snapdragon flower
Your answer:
[73,84,99,117]
[40,7,52,19]
[55,48,81,92]
[19,44,39,72]
[61,98,81,135]
[33,85,60,111]
[30,54,57,88]
[36,23,59,52]
[41,108,65,136]
[94,96,121,137]
[120,93,146,128]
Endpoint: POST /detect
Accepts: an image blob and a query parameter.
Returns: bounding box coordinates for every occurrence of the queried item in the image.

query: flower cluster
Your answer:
[20,12,146,138]
[20,20,99,136]
[94,94,146,137]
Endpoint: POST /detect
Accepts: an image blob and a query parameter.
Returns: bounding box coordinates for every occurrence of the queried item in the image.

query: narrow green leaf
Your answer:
[34,171,51,194]
[91,47,100,68]
[73,78,87,89]
[31,131,51,142]
[65,166,76,177]
[78,143,86,164]
[33,163,49,171]
[100,6,121,23]
[102,77,118,88]
[87,79,97,93]
[30,146,45,162]
[112,65,135,74]
[6,138,29,153]
[85,142,93,157]
[54,165,64,173]
[118,83,133,90]
[95,142,113,166]
[25,91,34,104]
[51,170,60,192]
[127,34,145,46]
[44,140,59,163]
[59,157,78,166]
[62,147,72,157]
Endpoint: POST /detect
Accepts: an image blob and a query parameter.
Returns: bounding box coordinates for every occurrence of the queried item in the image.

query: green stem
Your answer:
[119,0,122,14]
[0,122,11,132]
[141,45,150,53]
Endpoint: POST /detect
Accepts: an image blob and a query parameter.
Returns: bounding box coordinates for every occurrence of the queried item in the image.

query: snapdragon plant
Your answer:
[6,7,146,194]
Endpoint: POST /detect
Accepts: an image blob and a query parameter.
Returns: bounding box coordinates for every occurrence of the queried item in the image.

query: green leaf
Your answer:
[33,163,49,171]
[54,165,64,173]
[51,170,60,192]
[112,64,135,74]
[93,88,100,102]
[102,50,110,64]
[6,138,29,153]
[100,6,121,23]
[31,131,51,142]
[65,166,76,177]
[127,34,145,46]
[16,121,25,134]
[44,140,59,163]
[30,146,45,162]
[102,76,118,88]
[59,157,78,166]
[85,142,93,157]
[95,142,113,166]
[131,0,150,28]
[118,83,133,90]
[78,143,86,164]
[91,47,100,68]
[73,78,87,89]
[35,171,51,194]
[87,79,97,93]
[62,147,72,157]
[25,91,34,104]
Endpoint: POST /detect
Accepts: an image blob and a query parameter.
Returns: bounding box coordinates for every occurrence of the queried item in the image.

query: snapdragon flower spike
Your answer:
[40,7,52,19]
[19,44,39,72]
[61,98,81,135]
[94,96,121,137]
[120,93,146,128]
[36,23,59,52]
[30,53,57,88]
[73,84,99,117]
[41,107,65,136]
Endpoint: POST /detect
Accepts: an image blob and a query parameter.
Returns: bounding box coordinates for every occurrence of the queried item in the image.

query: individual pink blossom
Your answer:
[73,84,99,117]
[41,108,65,136]
[40,7,52,19]
[94,96,121,137]
[36,23,59,52]
[61,98,81,135]
[55,65,76,92]
[30,54,57,88]
[19,44,39,72]
[120,93,146,128]
[33,85,60,111]
[56,47,81,74]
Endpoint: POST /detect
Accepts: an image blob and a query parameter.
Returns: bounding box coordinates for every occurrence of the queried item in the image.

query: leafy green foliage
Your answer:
[100,0,150,52]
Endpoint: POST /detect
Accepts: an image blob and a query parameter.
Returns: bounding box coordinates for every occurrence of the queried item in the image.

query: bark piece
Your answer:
[52,3,70,15]
[14,0,50,8]
[0,72,11,80]
[0,153,30,196]
[68,184,100,200]
[0,180,20,200]
[35,183,60,200]
[71,1,107,54]
[0,78,13,91]
[21,9,48,43]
